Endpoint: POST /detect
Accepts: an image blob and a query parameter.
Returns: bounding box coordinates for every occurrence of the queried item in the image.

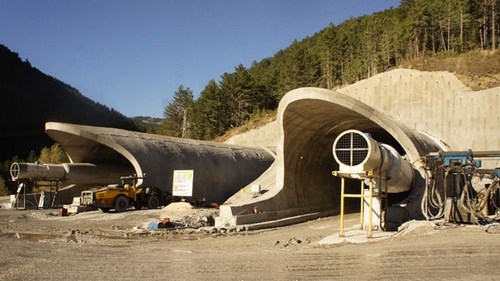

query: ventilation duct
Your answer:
[332,130,414,193]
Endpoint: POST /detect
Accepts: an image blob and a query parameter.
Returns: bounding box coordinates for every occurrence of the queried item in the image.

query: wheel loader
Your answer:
[81,175,171,212]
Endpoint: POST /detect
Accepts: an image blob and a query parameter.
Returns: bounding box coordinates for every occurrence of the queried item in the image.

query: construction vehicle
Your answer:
[81,175,171,212]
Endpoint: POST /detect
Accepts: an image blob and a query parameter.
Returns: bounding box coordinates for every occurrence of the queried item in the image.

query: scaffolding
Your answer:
[14,179,60,209]
[333,171,388,238]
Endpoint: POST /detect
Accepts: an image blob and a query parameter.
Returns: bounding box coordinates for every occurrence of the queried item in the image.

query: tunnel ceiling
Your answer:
[46,129,131,166]
[282,98,407,167]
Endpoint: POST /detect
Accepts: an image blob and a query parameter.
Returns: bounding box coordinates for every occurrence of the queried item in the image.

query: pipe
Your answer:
[10,162,65,180]
[332,129,414,193]
[10,162,133,186]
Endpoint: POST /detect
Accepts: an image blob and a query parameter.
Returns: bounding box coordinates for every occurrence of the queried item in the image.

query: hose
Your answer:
[421,158,446,220]
[458,168,500,225]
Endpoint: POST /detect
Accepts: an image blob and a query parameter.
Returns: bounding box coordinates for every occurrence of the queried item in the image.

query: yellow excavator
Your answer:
[81,175,171,212]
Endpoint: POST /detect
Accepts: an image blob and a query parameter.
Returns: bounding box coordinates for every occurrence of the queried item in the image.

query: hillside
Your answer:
[0,44,138,163]
[402,50,500,90]
[130,116,163,133]
[218,50,500,143]
[160,0,499,141]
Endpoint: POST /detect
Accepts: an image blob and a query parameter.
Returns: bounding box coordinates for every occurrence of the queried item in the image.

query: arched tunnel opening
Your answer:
[10,125,138,205]
[47,129,136,176]
[40,125,138,203]
[219,88,441,228]
[46,129,134,170]
[41,122,276,206]
[280,99,413,214]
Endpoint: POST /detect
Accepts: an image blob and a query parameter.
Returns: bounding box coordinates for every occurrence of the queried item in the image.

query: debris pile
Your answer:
[148,214,216,230]
[146,202,218,231]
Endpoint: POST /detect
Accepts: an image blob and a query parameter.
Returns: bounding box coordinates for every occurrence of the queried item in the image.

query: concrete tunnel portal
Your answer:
[35,122,276,205]
[20,87,446,229]
[45,123,135,172]
[217,88,445,228]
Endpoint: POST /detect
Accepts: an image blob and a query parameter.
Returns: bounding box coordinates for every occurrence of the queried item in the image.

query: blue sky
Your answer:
[1,0,400,118]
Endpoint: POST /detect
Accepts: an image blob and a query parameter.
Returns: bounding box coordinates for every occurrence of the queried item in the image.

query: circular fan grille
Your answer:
[334,132,369,166]
[10,162,20,179]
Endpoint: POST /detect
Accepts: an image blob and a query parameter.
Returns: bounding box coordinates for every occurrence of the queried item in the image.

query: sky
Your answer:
[0,0,401,118]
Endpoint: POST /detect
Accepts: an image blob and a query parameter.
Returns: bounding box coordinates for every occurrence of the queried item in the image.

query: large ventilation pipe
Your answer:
[332,129,415,193]
[10,162,133,186]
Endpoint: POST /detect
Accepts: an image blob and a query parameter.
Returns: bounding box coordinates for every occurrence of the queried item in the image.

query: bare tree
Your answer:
[492,0,496,50]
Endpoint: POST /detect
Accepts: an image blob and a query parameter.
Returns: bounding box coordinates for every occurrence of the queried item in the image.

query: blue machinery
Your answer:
[422,150,500,225]
[332,130,500,237]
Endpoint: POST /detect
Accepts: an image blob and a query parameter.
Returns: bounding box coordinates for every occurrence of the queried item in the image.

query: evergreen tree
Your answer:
[317,23,340,89]
[27,150,37,163]
[192,80,230,139]
[39,143,68,164]
[164,0,499,140]
[219,65,258,127]
[158,85,194,138]
[248,58,279,109]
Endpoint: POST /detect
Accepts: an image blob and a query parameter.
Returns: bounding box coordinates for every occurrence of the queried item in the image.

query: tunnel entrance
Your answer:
[45,128,136,176]
[220,87,443,228]
[281,99,413,213]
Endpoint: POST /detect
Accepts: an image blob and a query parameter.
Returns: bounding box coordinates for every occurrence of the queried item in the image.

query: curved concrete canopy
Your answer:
[218,88,445,228]
[45,122,275,205]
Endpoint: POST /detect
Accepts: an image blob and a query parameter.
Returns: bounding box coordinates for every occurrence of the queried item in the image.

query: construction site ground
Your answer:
[0,203,499,281]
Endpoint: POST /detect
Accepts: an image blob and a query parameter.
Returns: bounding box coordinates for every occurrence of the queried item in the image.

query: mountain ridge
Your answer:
[0,44,138,162]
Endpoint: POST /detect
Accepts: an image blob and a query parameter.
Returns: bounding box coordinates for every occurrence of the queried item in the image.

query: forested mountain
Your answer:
[130,116,163,133]
[161,0,499,140]
[0,44,138,164]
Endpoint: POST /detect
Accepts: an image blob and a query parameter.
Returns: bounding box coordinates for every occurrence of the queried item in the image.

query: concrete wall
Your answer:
[341,69,499,153]
[218,69,499,228]
[44,122,275,205]
[226,69,499,154]
[225,122,278,147]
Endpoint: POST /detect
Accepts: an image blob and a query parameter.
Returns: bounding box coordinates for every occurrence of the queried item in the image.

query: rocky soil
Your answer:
[0,205,499,281]
[401,50,500,90]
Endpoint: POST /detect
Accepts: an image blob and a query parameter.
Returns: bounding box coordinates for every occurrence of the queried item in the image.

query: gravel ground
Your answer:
[0,206,499,281]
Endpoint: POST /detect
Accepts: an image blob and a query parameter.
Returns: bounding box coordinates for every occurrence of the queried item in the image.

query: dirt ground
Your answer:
[0,205,499,281]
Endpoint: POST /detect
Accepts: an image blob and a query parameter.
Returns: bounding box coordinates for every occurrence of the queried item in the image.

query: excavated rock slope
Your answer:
[226,69,499,157]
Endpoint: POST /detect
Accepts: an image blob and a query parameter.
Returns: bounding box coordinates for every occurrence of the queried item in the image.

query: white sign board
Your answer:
[172,170,194,197]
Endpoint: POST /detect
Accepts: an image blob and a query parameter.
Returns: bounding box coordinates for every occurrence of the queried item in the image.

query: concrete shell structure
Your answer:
[35,69,497,229]
[218,88,446,228]
[44,122,275,205]
[219,70,499,229]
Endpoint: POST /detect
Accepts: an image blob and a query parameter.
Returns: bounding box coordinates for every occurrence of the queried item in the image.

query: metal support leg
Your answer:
[368,178,373,238]
[340,177,345,237]
[335,171,374,238]
[360,180,364,230]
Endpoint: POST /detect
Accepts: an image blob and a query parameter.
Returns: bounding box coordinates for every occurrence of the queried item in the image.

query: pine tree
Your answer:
[192,80,230,139]
[219,65,258,127]
[158,85,194,138]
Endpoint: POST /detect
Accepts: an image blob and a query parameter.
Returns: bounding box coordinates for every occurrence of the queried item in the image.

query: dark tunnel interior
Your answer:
[282,99,414,213]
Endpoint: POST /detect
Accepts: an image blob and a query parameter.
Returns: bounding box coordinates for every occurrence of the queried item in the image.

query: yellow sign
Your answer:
[172,170,194,197]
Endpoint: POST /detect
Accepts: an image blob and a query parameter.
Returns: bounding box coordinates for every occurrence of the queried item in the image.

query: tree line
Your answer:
[159,0,499,140]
